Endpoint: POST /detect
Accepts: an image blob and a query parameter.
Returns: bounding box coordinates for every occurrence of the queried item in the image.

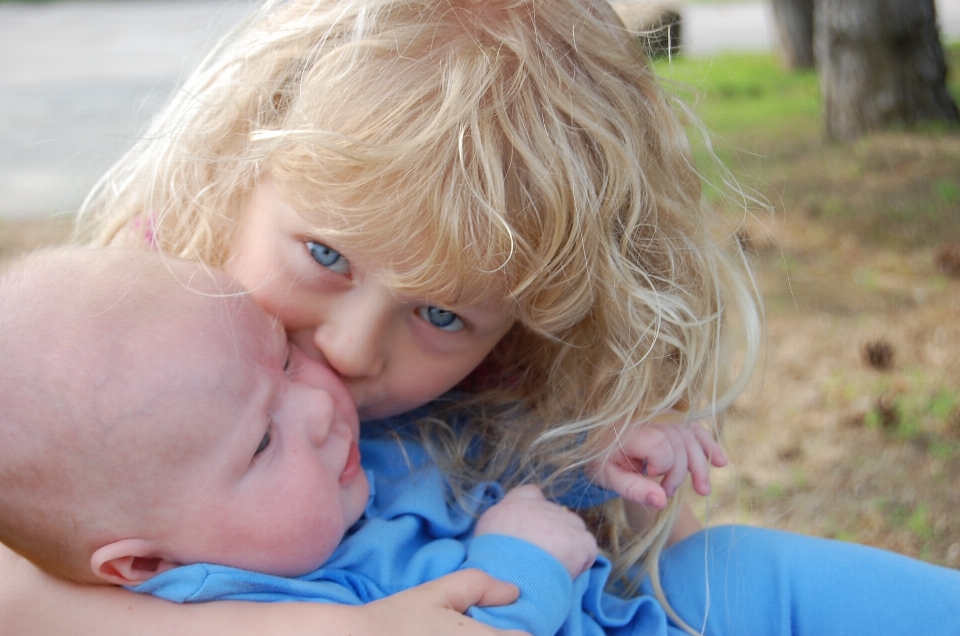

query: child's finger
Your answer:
[601,463,668,508]
[652,426,688,497]
[684,429,713,496]
[639,425,679,477]
[692,424,728,467]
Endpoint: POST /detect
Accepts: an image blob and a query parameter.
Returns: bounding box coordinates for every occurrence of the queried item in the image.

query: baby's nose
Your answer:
[301,387,336,448]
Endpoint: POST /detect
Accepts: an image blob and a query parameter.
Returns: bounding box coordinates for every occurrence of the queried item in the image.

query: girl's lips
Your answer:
[339,439,362,485]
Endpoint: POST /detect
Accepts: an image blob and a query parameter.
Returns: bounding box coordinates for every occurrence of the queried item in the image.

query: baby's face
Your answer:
[150,292,369,577]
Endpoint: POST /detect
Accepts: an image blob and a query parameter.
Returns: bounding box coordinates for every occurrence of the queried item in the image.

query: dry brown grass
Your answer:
[704,130,960,567]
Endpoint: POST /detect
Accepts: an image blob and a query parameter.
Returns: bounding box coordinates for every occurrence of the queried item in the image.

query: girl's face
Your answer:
[225,179,515,421]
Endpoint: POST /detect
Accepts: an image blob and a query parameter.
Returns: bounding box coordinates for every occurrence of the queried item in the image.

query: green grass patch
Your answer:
[653,53,821,141]
[653,42,960,142]
[651,52,822,208]
[885,502,935,552]
[862,386,960,457]
[762,482,788,499]
[934,179,960,204]
[654,44,960,246]
[896,389,960,438]
[929,390,960,421]
[928,438,960,461]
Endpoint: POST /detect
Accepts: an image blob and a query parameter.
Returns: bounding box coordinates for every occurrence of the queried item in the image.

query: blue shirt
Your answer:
[131,434,675,636]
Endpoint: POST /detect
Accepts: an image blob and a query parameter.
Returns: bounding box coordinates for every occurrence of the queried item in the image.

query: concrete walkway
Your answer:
[0,1,255,219]
[2,0,959,219]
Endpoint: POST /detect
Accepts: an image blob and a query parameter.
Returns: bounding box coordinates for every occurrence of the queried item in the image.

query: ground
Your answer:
[2,129,959,569]
[706,130,960,568]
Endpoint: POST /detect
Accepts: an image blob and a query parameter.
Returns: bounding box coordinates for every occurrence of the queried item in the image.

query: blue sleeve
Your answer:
[644,524,960,636]
[462,534,572,636]
[128,563,373,605]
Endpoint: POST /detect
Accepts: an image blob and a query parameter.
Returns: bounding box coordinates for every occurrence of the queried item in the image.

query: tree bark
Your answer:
[815,0,960,142]
[771,0,815,69]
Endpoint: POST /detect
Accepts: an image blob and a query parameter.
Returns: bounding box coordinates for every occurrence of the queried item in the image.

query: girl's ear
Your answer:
[90,539,180,586]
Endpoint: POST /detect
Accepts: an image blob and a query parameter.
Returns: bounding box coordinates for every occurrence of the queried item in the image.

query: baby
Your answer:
[0,247,375,583]
[0,248,718,635]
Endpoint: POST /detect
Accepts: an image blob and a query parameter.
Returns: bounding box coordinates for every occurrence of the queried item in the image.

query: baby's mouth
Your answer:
[339,440,362,485]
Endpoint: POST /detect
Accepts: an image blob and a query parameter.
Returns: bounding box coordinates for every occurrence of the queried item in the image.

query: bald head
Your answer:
[0,248,241,582]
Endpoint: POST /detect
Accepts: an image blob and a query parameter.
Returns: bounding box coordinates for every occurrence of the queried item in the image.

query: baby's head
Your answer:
[0,248,368,585]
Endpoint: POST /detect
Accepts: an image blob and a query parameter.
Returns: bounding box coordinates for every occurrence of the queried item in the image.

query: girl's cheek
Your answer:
[247,288,285,322]
[286,329,326,364]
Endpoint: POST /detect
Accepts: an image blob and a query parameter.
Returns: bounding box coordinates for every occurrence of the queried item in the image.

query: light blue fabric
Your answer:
[644,523,960,635]
[133,429,960,635]
[132,437,661,636]
[359,406,616,510]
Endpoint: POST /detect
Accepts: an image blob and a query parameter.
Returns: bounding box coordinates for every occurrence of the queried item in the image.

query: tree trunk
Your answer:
[815,0,960,142]
[771,0,815,69]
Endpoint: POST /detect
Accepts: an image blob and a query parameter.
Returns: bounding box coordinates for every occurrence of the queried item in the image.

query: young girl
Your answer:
[3,0,959,634]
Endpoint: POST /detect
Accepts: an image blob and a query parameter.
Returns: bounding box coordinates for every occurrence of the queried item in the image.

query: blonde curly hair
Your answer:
[80,0,761,618]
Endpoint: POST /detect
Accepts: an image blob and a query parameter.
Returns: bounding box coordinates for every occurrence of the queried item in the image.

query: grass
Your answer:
[654,54,822,141]
[684,43,960,567]
[651,52,822,205]
[652,43,960,247]
[655,42,960,140]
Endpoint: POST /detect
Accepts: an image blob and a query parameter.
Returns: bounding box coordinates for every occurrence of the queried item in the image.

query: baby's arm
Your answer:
[588,420,727,510]
[0,544,526,636]
[474,484,598,579]
[466,485,598,636]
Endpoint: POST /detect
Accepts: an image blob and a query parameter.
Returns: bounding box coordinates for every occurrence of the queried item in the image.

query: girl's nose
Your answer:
[312,298,387,380]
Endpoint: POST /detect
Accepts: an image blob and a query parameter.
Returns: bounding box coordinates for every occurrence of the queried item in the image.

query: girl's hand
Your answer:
[588,421,727,509]
[474,484,598,579]
[364,569,529,636]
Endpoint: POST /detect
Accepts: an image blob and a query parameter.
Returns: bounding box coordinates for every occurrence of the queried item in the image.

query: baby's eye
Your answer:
[306,241,350,275]
[283,346,291,372]
[254,429,271,457]
[417,306,465,332]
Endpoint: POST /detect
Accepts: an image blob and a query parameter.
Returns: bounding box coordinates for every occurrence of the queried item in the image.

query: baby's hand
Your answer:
[588,421,727,509]
[474,484,598,579]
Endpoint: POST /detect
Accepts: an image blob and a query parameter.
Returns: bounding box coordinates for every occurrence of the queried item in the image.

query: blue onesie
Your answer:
[133,432,960,635]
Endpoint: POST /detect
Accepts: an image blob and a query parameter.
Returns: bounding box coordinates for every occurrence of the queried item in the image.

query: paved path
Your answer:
[0,1,255,219]
[2,0,959,219]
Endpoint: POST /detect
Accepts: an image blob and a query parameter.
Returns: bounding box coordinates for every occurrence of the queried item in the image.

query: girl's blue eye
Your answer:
[418,306,465,332]
[306,241,350,275]
[254,429,271,456]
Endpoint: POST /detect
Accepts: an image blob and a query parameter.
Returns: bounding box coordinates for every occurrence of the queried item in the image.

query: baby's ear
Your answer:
[90,539,180,586]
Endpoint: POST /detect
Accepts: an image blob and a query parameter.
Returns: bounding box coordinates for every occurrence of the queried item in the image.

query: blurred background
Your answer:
[2,0,959,567]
